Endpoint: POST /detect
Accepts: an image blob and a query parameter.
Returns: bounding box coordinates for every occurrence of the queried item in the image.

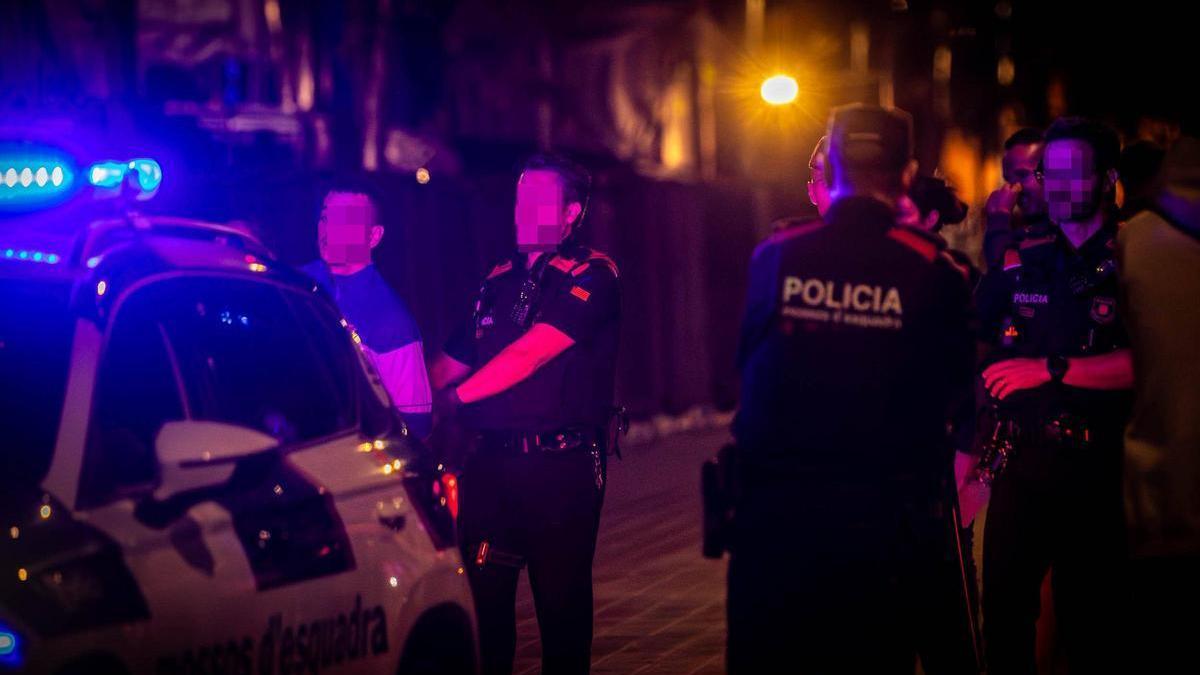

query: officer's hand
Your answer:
[982,357,1051,400]
[434,386,463,419]
[896,195,921,227]
[985,183,1020,219]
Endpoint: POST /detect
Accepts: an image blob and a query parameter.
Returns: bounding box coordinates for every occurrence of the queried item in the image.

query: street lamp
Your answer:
[760,74,799,105]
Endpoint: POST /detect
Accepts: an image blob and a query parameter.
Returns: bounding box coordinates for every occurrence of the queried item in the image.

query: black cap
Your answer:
[826,104,914,172]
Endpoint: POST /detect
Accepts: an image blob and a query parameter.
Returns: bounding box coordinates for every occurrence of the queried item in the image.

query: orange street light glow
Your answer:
[760,75,799,105]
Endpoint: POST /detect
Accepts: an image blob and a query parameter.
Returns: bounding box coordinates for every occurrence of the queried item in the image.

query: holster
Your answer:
[701,443,742,559]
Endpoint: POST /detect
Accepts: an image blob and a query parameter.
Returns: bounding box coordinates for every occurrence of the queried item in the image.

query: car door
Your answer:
[70,274,408,674]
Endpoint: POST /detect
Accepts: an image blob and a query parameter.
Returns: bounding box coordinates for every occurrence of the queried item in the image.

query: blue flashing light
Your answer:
[129,158,163,193]
[2,248,63,266]
[0,147,76,210]
[86,255,102,269]
[0,623,21,668]
[87,161,126,189]
[87,158,163,197]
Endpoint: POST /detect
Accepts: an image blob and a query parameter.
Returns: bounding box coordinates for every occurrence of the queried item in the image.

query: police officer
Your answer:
[770,136,830,233]
[430,154,620,675]
[976,117,1134,675]
[984,128,1052,271]
[728,104,975,673]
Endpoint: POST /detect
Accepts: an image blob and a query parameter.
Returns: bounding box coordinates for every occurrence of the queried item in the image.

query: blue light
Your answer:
[129,158,163,193]
[86,255,102,269]
[0,622,21,668]
[87,161,126,189]
[2,248,64,266]
[0,146,76,210]
[86,158,162,197]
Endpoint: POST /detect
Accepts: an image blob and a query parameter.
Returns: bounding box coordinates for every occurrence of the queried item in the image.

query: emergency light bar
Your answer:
[3,247,61,265]
[0,146,75,209]
[87,158,163,197]
[1,143,164,210]
[0,622,20,668]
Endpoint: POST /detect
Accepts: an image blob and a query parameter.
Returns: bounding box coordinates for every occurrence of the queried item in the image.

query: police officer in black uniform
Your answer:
[975,118,1134,675]
[430,154,620,675]
[728,104,975,673]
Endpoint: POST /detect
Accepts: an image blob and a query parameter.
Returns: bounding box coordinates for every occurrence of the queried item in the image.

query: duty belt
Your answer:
[479,427,604,454]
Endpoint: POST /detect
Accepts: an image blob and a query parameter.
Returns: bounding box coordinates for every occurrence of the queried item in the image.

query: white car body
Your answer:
[1,218,476,675]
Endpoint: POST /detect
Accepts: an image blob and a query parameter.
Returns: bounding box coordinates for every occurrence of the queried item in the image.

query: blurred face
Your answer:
[318,192,381,268]
[1042,140,1106,224]
[807,153,832,217]
[1003,142,1046,217]
[515,169,578,252]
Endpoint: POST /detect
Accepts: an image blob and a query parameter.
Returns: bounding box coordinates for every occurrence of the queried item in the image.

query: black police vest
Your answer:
[458,246,620,433]
[987,223,1131,425]
[733,197,974,481]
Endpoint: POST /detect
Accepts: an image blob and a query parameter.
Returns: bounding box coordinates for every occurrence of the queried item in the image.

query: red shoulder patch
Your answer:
[486,261,513,280]
[549,256,576,274]
[584,249,619,278]
[1019,235,1057,249]
[887,228,938,262]
[938,250,971,283]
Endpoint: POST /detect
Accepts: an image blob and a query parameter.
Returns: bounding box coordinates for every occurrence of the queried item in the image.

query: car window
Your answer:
[81,276,367,507]
[0,279,74,487]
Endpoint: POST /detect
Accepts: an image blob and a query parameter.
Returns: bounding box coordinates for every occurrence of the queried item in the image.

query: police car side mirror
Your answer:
[156,420,279,466]
[153,421,280,498]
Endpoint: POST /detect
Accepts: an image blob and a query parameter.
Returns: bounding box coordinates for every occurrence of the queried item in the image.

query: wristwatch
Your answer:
[1047,355,1069,384]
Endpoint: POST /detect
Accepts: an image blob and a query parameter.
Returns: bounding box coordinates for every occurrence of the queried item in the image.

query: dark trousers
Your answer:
[982,437,1127,675]
[1128,554,1200,672]
[457,443,605,675]
[727,483,953,674]
[915,520,982,675]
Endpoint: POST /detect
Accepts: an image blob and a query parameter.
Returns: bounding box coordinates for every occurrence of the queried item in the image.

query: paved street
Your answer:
[513,427,731,674]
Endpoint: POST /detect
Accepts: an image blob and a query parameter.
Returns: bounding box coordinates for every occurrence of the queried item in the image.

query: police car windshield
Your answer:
[0,278,74,486]
[93,277,365,461]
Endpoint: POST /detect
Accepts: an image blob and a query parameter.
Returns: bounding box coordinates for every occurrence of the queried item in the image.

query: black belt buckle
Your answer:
[545,429,584,452]
[1045,413,1090,450]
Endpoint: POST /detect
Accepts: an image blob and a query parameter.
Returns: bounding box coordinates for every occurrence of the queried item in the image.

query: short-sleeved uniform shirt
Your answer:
[444,244,621,432]
[976,221,1132,432]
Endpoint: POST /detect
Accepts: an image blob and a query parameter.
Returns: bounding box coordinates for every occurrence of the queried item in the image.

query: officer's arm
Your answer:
[454,324,575,404]
[984,348,1135,399]
[431,352,473,391]
[1061,348,1134,390]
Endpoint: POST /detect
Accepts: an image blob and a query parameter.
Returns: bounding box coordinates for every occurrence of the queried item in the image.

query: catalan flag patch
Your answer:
[570,286,591,302]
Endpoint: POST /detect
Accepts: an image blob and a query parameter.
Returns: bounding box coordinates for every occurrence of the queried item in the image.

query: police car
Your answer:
[0,145,477,674]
